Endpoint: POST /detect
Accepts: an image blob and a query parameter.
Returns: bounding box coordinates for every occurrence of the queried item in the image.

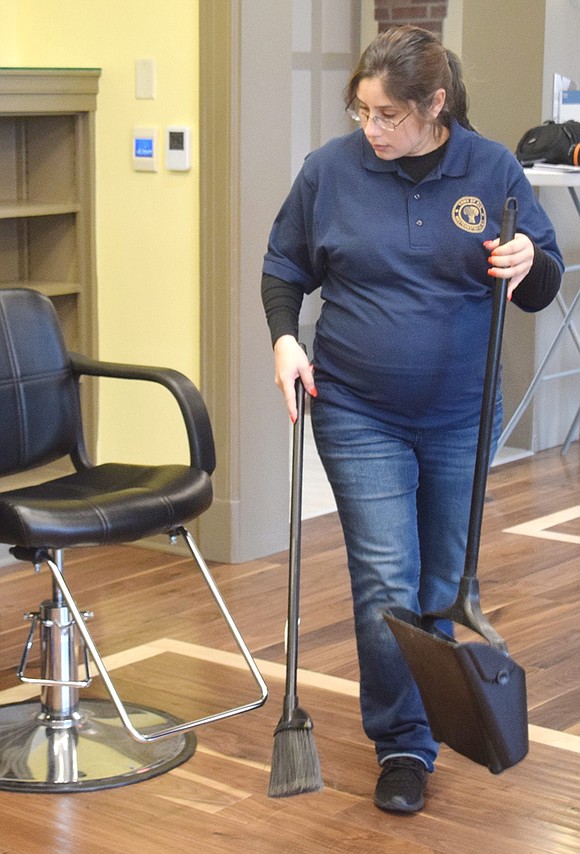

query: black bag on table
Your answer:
[515,120,580,166]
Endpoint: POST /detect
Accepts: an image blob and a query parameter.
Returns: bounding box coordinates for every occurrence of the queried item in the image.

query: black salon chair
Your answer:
[0,288,267,792]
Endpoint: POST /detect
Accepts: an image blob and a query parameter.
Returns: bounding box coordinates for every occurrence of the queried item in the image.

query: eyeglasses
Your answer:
[346,101,418,132]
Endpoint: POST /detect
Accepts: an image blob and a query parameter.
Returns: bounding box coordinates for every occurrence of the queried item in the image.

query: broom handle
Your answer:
[283,371,306,717]
[463,197,518,579]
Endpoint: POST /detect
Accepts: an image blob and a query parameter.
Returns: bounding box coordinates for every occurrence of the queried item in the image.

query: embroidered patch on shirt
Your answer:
[452,197,487,233]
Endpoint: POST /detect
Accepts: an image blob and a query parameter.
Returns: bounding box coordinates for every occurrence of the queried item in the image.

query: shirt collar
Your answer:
[359,119,473,178]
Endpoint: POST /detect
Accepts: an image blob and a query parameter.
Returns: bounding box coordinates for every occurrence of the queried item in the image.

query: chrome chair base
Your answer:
[0,698,196,793]
[0,532,267,793]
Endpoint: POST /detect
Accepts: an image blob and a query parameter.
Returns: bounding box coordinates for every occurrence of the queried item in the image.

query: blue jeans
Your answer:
[311,391,502,771]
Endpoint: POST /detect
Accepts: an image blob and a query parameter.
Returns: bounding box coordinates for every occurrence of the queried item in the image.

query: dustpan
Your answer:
[384,198,528,774]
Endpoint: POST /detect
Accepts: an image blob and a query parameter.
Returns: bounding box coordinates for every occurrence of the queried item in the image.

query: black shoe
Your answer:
[374,757,426,814]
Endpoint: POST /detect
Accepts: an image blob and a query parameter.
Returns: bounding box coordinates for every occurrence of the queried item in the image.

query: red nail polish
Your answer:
[310,386,318,398]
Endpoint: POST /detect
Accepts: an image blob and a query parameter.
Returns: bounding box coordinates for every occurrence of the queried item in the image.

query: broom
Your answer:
[268,370,323,797]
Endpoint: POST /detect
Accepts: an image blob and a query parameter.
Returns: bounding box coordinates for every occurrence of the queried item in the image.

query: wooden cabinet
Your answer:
[0,68,100,454]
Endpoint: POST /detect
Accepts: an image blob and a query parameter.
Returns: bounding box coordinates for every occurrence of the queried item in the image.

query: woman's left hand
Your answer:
[484,233,534,300]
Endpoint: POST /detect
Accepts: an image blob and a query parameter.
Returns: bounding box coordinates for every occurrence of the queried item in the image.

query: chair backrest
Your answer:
[0,289,82,476]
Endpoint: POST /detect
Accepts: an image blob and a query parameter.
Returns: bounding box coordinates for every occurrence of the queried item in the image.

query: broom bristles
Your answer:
[268,726,323,797]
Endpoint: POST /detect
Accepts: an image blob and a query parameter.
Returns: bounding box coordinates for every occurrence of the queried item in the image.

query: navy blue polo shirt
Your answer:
[263,121,563,427]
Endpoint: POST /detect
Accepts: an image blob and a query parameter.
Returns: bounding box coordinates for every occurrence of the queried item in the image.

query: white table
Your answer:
[524,166,580,214]
[497,168,580,454]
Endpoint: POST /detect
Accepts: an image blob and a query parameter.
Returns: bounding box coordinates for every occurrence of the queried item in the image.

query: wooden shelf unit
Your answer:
[0,68,101,456]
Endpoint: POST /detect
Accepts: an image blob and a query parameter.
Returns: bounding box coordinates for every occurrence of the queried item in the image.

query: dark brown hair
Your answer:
[346,25,474,131]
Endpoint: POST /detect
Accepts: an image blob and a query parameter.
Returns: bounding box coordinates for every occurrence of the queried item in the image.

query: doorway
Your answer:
[198,1,371,561]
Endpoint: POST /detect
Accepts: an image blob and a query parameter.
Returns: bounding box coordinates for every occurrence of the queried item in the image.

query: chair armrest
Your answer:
[70,353,216,474]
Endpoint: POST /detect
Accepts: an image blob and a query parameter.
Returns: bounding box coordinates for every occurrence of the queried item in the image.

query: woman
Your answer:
[261,25,563,813]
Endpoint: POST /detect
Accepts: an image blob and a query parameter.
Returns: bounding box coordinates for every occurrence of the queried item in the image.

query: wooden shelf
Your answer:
[0,201,81,219]
[0,281,81,297]
[0,68,100,454]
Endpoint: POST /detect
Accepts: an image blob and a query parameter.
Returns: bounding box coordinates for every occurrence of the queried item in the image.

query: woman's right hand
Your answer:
[273,335,317,423]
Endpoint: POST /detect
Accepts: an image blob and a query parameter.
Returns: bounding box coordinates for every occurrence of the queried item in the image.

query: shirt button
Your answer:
[414,193,421,200]
[416,219,423,226]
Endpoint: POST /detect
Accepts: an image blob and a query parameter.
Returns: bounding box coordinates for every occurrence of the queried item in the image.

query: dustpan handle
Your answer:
[463,198,518,579]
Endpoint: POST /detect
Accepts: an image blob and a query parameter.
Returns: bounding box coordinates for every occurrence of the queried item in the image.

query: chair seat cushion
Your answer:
[0,463,212,549]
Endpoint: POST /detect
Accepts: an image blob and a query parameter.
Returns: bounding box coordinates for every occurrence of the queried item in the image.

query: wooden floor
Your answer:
[0,444,580,852]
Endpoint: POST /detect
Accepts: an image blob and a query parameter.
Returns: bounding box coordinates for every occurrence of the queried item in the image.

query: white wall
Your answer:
[360,0,377,50]
[457,0,580,452]
[442,0,463,55]
[531,0,580,449]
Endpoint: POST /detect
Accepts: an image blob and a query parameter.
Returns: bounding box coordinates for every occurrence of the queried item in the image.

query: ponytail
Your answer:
[444,49,476,132]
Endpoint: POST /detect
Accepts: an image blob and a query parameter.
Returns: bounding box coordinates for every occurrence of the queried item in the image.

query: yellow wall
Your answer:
[1,0,200,465]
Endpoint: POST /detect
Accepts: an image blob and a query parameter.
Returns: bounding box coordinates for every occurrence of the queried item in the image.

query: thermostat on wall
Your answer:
[133,126,158,172]
[166,126,191,171]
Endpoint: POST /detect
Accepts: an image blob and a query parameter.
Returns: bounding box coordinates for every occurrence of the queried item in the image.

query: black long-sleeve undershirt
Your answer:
[510,242,561,312]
